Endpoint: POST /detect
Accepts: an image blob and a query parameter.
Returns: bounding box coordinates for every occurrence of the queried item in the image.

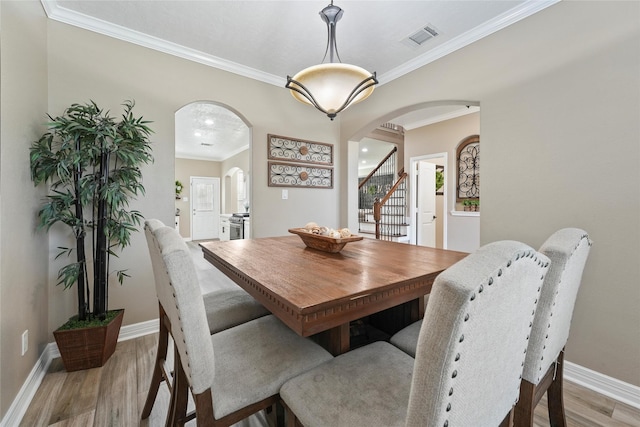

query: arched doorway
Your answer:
[174,101,252,240]
[348,101,480,252]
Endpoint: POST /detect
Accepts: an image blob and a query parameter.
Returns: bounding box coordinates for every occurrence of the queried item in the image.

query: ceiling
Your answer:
[43,0,556,161]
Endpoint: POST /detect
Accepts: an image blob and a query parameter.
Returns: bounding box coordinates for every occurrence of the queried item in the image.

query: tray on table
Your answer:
[288,228,363,253]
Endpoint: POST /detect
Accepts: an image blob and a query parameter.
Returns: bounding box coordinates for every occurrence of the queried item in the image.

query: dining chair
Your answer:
[514,228,592,427]
[280,240,549,427]
[141,219,269,420]
[148,224,334,427]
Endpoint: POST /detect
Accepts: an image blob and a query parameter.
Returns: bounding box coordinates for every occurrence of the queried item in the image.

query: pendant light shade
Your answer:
[286,2,378,120]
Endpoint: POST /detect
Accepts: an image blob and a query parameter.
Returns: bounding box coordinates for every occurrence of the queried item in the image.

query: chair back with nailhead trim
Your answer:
[522,228,591,384]
[146,224,216,394]
[405,240,549,427]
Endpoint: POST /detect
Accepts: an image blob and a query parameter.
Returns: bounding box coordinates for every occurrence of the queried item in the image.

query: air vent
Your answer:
[403,24,439,48]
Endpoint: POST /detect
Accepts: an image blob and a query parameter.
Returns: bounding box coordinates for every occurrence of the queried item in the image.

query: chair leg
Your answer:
[514,380,536,427]
[141,306,170,419]
[547,350,567,427]
[283,402,300,427]
[169,346,190,427]
[275,402,286,427]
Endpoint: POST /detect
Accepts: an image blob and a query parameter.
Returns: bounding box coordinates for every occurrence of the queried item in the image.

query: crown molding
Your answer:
[41,0,559,88]
[40,0,286,87]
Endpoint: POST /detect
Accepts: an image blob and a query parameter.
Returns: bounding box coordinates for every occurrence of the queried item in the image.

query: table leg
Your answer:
[321,323,350,356]
[410,296,426,323]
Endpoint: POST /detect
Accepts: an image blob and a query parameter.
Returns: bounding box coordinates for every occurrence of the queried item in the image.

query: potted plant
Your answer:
[463,199,472,211]
[30,100,153,371]
[175,180,183,199]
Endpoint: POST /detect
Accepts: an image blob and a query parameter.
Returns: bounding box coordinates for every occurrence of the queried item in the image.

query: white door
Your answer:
[417,161,436,247]
[191,177,220,240]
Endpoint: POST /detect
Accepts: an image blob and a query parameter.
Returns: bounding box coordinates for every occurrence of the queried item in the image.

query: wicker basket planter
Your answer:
[53,309,124,372]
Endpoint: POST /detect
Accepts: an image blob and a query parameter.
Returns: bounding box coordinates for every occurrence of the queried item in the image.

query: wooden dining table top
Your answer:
[200,235,467,354]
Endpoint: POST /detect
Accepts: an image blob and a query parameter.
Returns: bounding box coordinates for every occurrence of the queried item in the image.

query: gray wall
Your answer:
[0,0,49,416]
[341,1,640,385]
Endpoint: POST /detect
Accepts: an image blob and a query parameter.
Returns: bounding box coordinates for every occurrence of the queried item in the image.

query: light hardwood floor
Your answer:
[19,331,640,426]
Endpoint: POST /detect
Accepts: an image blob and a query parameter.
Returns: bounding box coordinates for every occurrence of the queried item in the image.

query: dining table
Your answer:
[200,235,467,355]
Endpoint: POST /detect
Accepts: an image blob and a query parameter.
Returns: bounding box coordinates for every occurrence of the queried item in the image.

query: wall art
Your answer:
[268,134,333,166]
[268,161,333,188]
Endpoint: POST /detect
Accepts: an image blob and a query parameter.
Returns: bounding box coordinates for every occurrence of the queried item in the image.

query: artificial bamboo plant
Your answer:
[30,100,153,323]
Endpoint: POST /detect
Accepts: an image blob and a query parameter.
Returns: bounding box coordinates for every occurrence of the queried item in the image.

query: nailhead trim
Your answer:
[440,249,549,423]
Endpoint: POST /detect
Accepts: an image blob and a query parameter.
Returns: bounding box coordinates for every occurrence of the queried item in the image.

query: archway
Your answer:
[347,101,480,252]
[174,101,252,240]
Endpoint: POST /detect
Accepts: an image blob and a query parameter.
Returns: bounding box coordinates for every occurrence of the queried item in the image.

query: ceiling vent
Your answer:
[403,24,439,48]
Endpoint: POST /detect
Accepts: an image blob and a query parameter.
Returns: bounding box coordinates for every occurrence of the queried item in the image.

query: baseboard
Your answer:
[0,318,159,427]
[3,321,638,426]
[0,343,57,427]
[564,360,640,409]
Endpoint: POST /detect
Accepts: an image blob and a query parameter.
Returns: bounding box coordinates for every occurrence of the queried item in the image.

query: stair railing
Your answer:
[358,146,408,240]
[358,147,398,192]
[373,172,408,240]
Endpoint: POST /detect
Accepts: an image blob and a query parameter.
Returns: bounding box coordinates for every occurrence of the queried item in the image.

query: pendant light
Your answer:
[286,1,378,120]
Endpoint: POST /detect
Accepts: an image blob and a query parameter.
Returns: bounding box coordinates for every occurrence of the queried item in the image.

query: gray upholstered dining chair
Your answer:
[280,240,549,427]
[514,228,592,427]
[148,223,333,426]
[141,219,269,420]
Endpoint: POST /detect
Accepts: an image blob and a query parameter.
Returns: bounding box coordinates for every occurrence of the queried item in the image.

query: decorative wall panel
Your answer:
[268,134,333,166]
[268,161,333,188]
[457,135,480,200]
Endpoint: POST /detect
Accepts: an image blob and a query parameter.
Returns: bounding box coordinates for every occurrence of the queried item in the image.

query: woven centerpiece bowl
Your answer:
[288,228,363,253]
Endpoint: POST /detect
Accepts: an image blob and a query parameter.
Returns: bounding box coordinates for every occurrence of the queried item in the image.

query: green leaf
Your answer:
[29,100,154,317]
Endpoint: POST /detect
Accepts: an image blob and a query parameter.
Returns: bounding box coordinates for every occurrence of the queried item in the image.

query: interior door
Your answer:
[417,161,436,247]
[191,177,220,240]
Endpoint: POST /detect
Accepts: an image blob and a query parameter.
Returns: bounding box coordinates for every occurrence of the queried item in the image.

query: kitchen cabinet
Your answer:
[220,214,231,241]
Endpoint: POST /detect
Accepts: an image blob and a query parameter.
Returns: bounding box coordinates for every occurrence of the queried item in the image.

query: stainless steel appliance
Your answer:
[229,213,249,240]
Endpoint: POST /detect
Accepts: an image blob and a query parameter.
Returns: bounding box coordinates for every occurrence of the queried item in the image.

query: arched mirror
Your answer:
[174,101,251,240]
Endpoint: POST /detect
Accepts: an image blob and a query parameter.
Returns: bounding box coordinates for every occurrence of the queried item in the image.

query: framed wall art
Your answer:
[268,134,333,166]
[268,161,333,189]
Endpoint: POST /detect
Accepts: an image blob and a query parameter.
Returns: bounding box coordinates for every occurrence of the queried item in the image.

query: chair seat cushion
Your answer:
[389,320,422,357]
[280,341,414,427]
[203,288,269,334]
[210,315,333,419]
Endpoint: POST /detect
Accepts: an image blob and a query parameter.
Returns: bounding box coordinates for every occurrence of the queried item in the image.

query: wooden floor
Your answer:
[19,332,640,426]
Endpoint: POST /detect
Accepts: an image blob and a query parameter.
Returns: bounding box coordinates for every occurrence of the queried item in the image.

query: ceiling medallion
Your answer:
[286,1,378,120]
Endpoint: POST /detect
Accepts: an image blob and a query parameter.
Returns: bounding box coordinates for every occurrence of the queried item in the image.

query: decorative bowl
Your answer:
[288,228,363,253]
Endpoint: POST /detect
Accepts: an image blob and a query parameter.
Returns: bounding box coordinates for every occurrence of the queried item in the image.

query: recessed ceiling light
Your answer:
[205,119,214,125]
[361,148,368,152]
[362,160,367,164]
[194,131,202,137]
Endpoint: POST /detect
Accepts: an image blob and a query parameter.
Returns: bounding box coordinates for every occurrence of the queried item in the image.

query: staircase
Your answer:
[358,147,410,242]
